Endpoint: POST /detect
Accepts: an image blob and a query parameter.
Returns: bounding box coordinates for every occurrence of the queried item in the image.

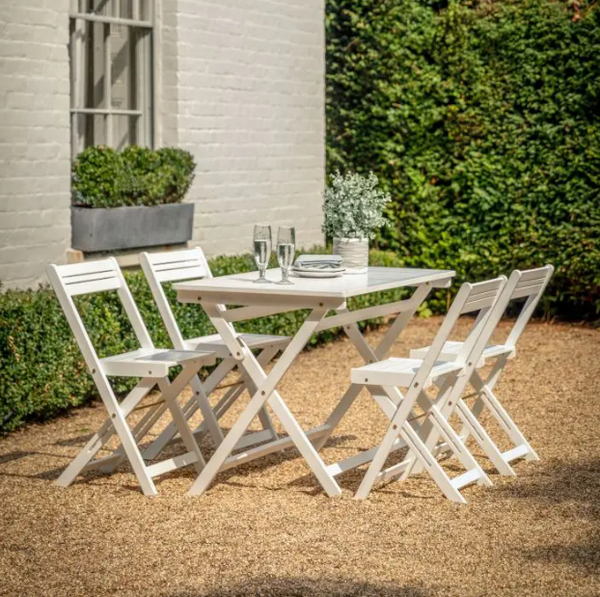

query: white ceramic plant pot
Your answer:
[333,237,369,274]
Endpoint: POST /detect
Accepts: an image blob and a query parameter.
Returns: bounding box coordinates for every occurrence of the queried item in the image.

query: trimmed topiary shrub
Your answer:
[326,0,600,319]
[71,145,196,208]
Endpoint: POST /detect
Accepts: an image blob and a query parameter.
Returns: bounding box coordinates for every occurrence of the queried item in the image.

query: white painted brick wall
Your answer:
[170,0,325,256]
[0,0,71,289]
[0,0,325,288]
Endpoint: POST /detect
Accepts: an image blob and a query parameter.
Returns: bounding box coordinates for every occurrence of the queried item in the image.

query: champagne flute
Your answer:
[276,226,295,285]
[253,224,272,283]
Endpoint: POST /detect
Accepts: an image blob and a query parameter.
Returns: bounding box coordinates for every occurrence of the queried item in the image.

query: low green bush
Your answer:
[0,249,434,434]
[71,145,196,208]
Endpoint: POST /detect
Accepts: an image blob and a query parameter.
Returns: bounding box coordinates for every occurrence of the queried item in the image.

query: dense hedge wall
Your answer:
[0,250,426,433]
[326,0,600,319]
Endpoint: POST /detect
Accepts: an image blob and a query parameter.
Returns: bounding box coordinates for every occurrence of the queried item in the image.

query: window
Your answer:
[69,1,155,158]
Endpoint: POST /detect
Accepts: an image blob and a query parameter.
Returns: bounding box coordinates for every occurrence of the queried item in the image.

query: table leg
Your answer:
[189,304,342,497]
[313,283,432,451]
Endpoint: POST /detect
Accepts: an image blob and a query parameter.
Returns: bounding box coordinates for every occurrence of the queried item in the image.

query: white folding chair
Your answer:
[47,258,217,496]
[139,248,290,460]
[409,265,554,475]
[350,277,508,502]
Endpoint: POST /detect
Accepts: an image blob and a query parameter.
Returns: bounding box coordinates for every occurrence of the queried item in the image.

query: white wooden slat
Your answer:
[154,258,205,272]
[511,283,544,300]
[233,429,274,451]
[326,437,407,477]
[146,451,200,478]
[154,265,207,283]
[513,279,545,293]
[56,258,117,277]
[66,275,122,296]
[464,289,499,305]
[63,270,119,285]
[450,468,482,490]
[376,458,414,484]
[219,425,331,472]
[82,453,122,472]
[314,297,421,333]
[145,248,204,266]
[461,295,497,314]
[501,444,530,462]
[179,289,345,310]
[469,278,504,296]
[223,305,295,323]
[518,267,551,283]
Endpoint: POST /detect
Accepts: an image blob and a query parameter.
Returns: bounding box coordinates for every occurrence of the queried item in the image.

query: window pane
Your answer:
[78,23,149,112]
[83,20,107,110]
[110,24,137,111]
[113,115,139,150]
[70,1,154,157]
[76,0,141,20]
[73,113,107,151]
[138,1,153,22]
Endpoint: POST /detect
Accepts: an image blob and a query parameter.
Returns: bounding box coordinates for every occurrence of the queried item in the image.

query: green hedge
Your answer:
[72,145,196,208]
[326,0,600,319]
[0,250,432,434]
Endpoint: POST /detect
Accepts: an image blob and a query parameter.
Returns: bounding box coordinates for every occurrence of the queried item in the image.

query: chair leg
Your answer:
[106,404,158,496]
[157,366,207,475]
[401,421,469,503]
[56,417,117,488]
[455,400,516,476]
[428,406,492,487]
[355,419,467,504]
[101,399,167,474]
[462,369,539,464]
[190,375,224,446]
[479,383,539,462]
[239,347,280,441]
[57,379,157,492]
[142,359,236,460]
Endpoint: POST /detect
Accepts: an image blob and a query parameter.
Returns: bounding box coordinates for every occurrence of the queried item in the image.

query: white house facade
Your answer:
[0,0,325,289]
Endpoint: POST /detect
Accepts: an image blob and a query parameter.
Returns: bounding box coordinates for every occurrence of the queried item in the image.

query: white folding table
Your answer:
[175,266,455,496]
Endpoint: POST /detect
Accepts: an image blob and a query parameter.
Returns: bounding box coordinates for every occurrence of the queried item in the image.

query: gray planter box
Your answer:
[71,203,194,252]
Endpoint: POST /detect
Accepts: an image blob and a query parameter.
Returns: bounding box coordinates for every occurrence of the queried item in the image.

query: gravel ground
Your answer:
[1,317,599,597]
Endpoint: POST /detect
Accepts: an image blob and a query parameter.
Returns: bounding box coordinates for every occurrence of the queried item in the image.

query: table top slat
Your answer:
[174,267,455,301]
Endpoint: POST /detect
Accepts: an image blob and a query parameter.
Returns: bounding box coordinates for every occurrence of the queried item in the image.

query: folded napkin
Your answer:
[294,254,344,270]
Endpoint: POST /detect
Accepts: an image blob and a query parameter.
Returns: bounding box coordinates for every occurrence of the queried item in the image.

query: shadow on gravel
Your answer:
[497,457,600,573]
[166,577,434,597]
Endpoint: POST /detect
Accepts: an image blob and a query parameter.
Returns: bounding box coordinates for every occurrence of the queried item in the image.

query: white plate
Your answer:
[291,269,345,279]
[293,266,346,274]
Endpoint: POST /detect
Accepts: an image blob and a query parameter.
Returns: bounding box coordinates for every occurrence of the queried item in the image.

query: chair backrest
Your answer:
[47,258,154,375]
[504,265,554,349]
[452,264,554,374]
[139,248,212,349]
[415,276,507,388]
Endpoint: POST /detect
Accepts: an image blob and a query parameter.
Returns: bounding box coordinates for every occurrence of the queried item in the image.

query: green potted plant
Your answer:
[71,145,196,252]
[322,171,391,273]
